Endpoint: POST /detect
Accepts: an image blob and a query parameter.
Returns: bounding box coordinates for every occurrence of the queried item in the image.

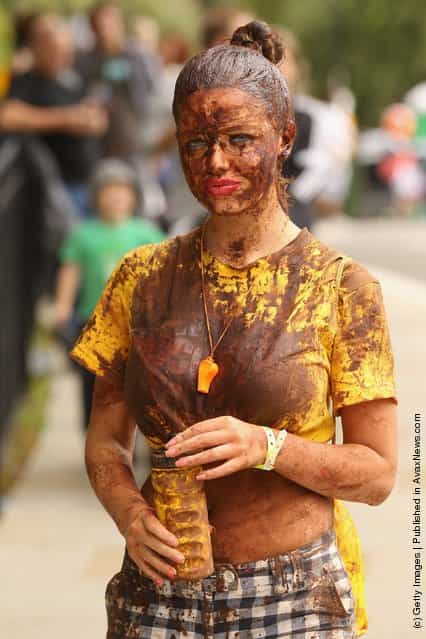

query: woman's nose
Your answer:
[207,142,230,172]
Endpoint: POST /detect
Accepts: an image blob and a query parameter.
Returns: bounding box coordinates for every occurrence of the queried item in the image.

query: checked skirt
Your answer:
[105,527,357,638]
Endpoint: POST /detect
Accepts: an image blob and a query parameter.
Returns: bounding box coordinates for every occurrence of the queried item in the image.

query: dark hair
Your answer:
[173,21,293,209]
[173,21,291,130]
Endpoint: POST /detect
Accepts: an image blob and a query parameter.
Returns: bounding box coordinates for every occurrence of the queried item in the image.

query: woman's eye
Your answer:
[185,139,208,152]
[229,134,254,146]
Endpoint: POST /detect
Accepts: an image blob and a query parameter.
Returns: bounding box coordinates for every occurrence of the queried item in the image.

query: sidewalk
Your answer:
[0,371,125,639]
[1,258,425,638]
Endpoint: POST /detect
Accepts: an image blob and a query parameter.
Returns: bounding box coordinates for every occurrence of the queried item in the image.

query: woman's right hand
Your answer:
[124,505,186,586]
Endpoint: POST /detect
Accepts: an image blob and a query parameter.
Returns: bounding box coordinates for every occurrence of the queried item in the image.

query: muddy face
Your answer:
[176,87,292,217]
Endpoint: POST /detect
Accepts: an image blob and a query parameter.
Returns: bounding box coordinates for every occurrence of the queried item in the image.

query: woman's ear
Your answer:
[279,119,296,161]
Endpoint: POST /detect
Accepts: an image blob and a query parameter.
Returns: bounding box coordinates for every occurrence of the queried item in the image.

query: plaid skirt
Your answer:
[105,527,357,638]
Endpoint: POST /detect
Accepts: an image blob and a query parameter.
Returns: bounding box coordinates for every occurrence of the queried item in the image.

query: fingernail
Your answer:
[156,578,163,586]
[168,568,176,577]
[177,555,185,564]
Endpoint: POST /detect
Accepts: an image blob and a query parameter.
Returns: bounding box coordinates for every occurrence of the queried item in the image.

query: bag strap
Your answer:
[329,255,352,525]
[331,255,352,446]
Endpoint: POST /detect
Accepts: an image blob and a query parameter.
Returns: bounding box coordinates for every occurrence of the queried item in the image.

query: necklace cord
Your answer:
[199,216,294,358]
[200,223,236,358]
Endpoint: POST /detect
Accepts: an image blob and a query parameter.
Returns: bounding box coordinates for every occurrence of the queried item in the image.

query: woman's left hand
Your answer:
[164,416,267,480]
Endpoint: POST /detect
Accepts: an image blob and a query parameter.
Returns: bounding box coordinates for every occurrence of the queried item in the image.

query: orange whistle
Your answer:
[197,356,219,394]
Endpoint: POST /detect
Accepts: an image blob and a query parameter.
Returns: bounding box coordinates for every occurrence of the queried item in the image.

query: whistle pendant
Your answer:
[197,356,219,394]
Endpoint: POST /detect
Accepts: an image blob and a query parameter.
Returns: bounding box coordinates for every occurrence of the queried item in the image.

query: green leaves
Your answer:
[2,0,426,126]
[242,0,426,125]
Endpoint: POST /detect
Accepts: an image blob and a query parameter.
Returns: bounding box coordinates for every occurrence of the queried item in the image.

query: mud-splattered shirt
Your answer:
[71,225,397,442]
[71,225,397,637]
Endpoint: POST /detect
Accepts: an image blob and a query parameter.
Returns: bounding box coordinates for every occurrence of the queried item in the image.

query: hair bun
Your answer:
[230,20,284,65]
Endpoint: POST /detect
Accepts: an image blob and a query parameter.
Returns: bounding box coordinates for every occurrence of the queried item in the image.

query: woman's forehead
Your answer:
[177,87,268,132]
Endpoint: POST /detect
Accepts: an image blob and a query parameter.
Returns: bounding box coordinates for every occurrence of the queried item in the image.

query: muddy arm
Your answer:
[165,398,397,506]
[85,376,151,536]
[272,397,397,506]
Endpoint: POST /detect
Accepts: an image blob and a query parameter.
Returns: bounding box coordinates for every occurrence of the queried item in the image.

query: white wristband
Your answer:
[255,427,288,471]
[270,429,288,469]
[254,426,276,470]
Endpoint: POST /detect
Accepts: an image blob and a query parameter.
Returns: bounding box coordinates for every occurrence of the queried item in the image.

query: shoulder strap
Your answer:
[331,255,352,445]
[335,255,348,291]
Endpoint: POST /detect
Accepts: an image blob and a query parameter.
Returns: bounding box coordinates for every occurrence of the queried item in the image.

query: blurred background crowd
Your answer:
[0,3,425,637]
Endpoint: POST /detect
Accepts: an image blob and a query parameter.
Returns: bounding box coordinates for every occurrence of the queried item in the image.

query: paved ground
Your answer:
[0,370,124,638]
[1,217,425,638]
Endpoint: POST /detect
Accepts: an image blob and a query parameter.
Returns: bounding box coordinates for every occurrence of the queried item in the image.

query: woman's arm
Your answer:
[165,397,398,506]
[267,398,397,505]
[86,377,185,584]
[85,376,145,535]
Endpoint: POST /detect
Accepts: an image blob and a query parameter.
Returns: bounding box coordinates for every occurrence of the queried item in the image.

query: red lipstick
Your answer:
[205,177,240,196]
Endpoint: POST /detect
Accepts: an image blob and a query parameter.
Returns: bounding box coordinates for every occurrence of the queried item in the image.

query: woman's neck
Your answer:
[204,197,301,270]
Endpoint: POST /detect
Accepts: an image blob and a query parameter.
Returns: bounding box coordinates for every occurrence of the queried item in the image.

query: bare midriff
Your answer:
[141,470,333,564]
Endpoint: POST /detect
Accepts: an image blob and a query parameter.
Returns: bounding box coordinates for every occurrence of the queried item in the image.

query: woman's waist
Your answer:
[141,472,334,563]
[209,494,333,563]
[124,524,343,599]
[119,521,355,624]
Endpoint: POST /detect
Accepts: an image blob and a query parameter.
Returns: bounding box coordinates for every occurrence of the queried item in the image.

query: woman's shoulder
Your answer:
[113,228,200,291]
[338,258,379,294]
[117,235,179,277]
[306,230,379,293]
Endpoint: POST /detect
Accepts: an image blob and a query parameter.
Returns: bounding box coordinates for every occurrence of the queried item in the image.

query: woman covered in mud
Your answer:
[71,21,398,639]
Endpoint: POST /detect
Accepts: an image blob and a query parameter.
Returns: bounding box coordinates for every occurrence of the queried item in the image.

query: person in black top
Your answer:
[77,2,159,159]
[0,16,107,216]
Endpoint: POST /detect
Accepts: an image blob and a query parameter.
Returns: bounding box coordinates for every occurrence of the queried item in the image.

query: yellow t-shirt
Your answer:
[71,226,397,636]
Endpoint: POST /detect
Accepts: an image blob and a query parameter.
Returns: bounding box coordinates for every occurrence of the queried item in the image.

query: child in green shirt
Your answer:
[55,158,165,427]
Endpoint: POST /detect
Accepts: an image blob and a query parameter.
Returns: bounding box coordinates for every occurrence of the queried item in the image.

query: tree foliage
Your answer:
[0,0,201,52]
[233,0,426,125]
[2,0,426,125]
